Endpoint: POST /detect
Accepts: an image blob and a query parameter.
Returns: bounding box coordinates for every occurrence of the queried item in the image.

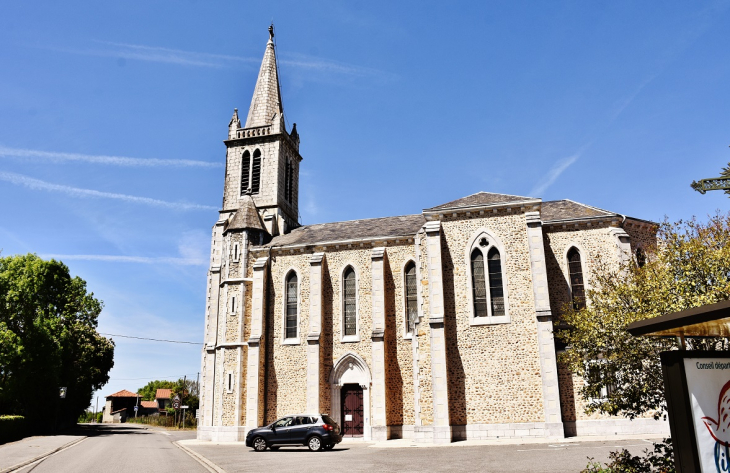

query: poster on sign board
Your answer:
[684,358,730,472]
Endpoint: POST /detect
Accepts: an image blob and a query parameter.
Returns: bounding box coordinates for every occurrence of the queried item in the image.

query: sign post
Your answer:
[627,300,730,473]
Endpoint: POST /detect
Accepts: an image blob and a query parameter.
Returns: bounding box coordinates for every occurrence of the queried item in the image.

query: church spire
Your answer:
[245,25,284,131]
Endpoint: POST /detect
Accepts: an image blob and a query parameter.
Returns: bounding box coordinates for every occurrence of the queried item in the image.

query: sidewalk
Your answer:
[0,434,86,473]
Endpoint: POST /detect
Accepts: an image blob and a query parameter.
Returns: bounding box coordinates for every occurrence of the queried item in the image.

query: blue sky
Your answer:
[1,1,729,406]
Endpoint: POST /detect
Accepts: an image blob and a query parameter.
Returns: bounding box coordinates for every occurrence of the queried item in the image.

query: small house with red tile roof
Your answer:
[140,400,159,416]
[102,390,139,423]
[156,389,172,413]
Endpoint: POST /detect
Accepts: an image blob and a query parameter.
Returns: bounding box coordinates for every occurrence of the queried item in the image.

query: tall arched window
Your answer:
[284,160,291,202]
[636,247,646,268]
[285,272,298,339]
[251,149,262,194]
[567,247,586,310]
[241,150,251,194]
[404,262,417,336]
[487,247,505,316]
[343,267,357,337]
[471,249,487,318]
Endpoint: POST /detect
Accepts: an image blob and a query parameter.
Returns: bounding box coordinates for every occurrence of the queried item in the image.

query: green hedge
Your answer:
[0,415,27,444]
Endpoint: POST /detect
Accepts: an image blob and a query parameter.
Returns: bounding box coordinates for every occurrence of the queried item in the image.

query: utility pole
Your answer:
[95,396,99,423]
[182,375,186,428]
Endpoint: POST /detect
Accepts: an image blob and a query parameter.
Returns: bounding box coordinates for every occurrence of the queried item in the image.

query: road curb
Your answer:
[0,436,87,473]
[174,440,227,473]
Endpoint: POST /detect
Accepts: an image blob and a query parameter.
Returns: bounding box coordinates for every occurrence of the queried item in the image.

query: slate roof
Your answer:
[106,389,138,398]
[225,196,265,232]
[265,214,427,248]
[424,191,538,211]
[541,199,616,223]
[155,389,172,400]
[140,401,158,409]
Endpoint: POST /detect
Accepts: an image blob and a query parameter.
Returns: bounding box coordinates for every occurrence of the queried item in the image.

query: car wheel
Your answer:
[252,436,267,452]
[307,435,322,452]
[270,446,280,451]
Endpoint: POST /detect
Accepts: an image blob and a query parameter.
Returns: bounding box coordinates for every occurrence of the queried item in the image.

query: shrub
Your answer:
[581,439,674,473]
[0,415,27,444]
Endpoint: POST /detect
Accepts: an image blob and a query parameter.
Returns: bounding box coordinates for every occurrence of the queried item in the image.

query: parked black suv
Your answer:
[245,414,342,452]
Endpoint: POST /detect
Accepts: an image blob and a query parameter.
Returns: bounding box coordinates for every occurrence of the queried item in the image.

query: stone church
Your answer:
[197,28,667,443]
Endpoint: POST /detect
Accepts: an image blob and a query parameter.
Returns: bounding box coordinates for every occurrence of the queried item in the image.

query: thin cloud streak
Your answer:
[529,153,581,197]
[41,254,208,265]
[0,171,217,211]
[41,41,396,80]
[0,145,221,168]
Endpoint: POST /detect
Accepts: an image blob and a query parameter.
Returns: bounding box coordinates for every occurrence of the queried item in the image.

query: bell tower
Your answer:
[222,25,302,236]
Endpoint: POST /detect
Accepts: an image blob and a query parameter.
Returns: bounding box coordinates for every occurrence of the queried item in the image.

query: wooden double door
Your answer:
[341,384,364,437]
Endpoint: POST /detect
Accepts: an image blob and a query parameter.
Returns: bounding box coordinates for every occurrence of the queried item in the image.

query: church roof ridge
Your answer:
[424,191,540,212]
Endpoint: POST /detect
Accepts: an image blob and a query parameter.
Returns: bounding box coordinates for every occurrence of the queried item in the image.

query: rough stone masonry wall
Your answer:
[623,220,659,259]
[223,140,280,210]
[265,253,311,421]
[544,223,657,422]
[416,231,433,426]
[440,210,545,425]
[320,248,374,416]
[382,245,416,427]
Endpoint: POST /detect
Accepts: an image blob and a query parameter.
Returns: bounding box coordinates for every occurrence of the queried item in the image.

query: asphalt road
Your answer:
[15,424,206,473]
[186,438,662,473]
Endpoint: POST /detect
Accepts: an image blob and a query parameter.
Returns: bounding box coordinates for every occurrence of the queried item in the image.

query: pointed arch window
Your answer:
[404,261,417,336]
[471,250,487,318]
[468,233,510,325]
[241,150,251,194]
[343,267,358,339]
[636,247,646,268]
[251,149,261,194]
[284,159,294,203]
[487,247,505,316]
[567,247,586,310]
[284,271,298,340]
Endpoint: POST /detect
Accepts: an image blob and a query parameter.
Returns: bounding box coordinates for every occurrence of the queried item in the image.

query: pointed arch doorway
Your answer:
[330,352,372,440]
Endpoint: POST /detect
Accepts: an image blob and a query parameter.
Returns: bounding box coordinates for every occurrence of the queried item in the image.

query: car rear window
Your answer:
[322,415,336,425]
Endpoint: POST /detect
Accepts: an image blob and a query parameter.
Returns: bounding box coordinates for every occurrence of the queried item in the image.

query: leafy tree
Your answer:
[557,213,730,420]
[136,380,176,401]
[0,254,114,431]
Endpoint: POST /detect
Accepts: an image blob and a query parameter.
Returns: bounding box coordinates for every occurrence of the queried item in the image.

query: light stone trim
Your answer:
[463,227,511,326]
[280,267,301,344]
[525,212,563,437]
[220,277,253,286]
[607,227,632,267]
[370,247,388,441]
[329,352,372,441]
[245,256,268,431]
[306,253,324,414]
[564,418,669,437]
[423,221,451,443]
[339,262,361,343]
[402,258,417,339]
[563,243,591,304]
[451,421,567,440]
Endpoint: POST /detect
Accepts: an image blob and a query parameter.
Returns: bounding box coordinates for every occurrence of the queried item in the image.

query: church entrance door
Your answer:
[341,384,364,437]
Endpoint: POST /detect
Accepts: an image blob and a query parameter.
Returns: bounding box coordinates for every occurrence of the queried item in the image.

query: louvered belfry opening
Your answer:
[285,272,298,339]
[405,262,417,334]
[471,250,488,318]
[567,247,586,310]
[241,150,251,194]
[343,267,357,336]
[251,149,261,194]
[487,247,505,316]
